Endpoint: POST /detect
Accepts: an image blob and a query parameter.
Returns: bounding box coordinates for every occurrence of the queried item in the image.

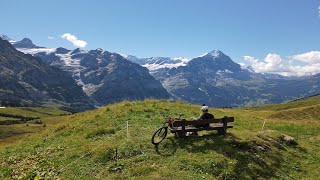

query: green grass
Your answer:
[0,98,319,179]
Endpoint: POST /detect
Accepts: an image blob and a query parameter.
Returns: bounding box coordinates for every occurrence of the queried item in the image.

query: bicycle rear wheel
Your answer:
[151,127,168,145]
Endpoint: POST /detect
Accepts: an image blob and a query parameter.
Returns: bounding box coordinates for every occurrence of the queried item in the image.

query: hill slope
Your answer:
[0,99,319,179]
[248,95,320,121]
[250,94,320,111]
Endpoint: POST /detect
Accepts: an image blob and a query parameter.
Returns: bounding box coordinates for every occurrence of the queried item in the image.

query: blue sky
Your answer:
[1,0,320,75]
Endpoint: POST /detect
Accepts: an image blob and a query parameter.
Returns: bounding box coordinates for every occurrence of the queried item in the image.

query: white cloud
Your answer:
[48,36,54,40]
[291,51,320,64]
[318,5,320,17]
[243,54,284,74]
[286,63,320,76]
[60,33,87,48]
[244,52,320,76]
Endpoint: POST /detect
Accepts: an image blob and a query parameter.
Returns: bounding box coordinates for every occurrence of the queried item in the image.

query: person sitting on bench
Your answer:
[190,104,214,136]
[196,104,214,126]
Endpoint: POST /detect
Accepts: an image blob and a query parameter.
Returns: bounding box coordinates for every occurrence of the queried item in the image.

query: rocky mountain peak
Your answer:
[0,37,16,53]
[20,38,32,43]
[87,48,105,55]
[55,47,70,54]
[96,48,104,52]
[71,48,81,55]
[0,34,12,41]
[200,49,228,60]
[207,49,224,57]
[126,55,138,59]
[13,38,42,49]
[191,50,235,63]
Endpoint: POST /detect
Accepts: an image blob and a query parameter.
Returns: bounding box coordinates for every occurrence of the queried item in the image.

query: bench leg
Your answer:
[175,132,186,138]
[218,129,226,135]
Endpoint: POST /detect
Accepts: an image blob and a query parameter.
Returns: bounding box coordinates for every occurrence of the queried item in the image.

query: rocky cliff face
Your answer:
[0,37,94,111]
[78,49,171,105]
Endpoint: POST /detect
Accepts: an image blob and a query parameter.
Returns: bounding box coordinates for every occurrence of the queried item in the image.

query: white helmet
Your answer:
[201,105,209,112]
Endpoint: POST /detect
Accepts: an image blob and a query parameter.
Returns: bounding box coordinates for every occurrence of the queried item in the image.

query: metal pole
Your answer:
[262,119,267,130]
[127,121,129,138]
[115,148,118,163]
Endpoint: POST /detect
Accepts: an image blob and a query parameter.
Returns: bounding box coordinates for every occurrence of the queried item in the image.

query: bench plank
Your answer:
[169,116,234,135]
[172,117,234,127]
[170,125,233,133]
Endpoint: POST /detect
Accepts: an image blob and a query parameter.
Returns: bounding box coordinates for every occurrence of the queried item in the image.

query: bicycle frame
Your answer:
[151,113,184,145]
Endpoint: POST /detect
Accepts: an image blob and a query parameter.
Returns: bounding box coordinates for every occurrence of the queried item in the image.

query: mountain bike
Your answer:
[151,113,184,145]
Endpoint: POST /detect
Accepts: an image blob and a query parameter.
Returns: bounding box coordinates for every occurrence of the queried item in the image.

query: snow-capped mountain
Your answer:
[18,46,85,85]
[13,39,170,106]
[149,50,320,107]
[3,34,319,108]
[0,37,94,111]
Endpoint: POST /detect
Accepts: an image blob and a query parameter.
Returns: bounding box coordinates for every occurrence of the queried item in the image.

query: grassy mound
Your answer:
[0,100,319,179]
[250,95,320,111]
[268,105,320,121]
[248,95,320,121]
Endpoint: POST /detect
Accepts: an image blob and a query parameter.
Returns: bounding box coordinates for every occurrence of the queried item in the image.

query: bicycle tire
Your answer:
[151,127,168,145]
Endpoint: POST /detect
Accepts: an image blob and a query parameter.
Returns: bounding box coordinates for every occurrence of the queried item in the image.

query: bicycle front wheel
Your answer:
[151,127,168,145]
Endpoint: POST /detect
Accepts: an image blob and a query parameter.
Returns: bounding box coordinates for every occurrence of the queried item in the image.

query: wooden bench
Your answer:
[168,116,234,137]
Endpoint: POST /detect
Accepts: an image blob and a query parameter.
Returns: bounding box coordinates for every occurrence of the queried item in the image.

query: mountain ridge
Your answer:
[0,37,94,111]
[3,35,319,108]
[12,39,171,106]
[148,50,320,107]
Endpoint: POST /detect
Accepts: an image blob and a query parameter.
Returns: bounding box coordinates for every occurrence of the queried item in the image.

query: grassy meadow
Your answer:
[0,97,319,179]
[0,107,70,146]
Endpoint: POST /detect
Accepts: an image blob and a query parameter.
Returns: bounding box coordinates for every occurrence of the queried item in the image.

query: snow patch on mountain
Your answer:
[198,87,209,96]
[18,47,86,87]
[172,57,190,63]
[18,48,56,55]
[125,56,191,71]
[216,69,234,75]
[57,51,81,66]
[143,61,188,71]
